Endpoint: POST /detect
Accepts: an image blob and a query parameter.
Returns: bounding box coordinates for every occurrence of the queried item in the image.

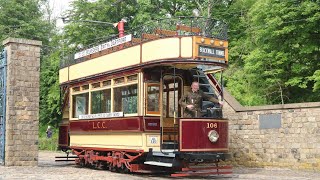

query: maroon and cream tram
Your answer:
[58,17,231,176]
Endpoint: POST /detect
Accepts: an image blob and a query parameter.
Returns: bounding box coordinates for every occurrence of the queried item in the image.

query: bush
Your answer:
[38,126,58,151]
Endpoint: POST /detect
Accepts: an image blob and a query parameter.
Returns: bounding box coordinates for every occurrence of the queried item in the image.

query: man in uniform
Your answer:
[179,81,222,118]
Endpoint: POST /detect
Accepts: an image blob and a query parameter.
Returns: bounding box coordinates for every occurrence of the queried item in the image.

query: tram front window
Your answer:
[114,84,138,114]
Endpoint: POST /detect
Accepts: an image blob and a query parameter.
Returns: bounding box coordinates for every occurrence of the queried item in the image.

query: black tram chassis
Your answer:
[179,152,231,162]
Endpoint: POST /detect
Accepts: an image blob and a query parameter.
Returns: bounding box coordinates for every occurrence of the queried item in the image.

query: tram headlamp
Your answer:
[208,130,219,143]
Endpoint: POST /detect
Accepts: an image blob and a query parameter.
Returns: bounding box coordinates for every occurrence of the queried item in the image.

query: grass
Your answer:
[38,126,59,151]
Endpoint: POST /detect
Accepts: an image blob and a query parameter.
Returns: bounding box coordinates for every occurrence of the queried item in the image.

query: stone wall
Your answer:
[3,38,41,166]
[223,90,320,171]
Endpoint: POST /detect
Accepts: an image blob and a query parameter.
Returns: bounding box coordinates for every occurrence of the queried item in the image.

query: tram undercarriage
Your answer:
[71,148,232,176]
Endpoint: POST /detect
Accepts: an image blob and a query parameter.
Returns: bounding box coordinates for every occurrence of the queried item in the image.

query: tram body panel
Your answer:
[181,37,193,58]
[67,117,161,152]
[142,38,180,62]
[59,45,141,84]
[179,119,228,152]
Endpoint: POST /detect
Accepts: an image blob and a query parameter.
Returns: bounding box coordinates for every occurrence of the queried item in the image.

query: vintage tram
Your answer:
[58,17,231,176]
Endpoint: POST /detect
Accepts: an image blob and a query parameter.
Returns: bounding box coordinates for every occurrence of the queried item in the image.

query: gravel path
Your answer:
[0,151,319,180]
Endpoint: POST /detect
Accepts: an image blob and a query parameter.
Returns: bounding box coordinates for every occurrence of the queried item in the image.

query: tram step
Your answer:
[55,156,77,162]
[152,151,176,158]
[162,142,178,149]
[144,161,173,167]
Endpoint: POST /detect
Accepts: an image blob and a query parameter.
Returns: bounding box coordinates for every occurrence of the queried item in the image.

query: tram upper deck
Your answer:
[59,17,228,85]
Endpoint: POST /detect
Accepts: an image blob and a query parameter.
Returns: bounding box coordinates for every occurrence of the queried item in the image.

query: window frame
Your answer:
[72,92,89,118]
[113,83,138,115]
[90,88,112,114]
[69,73,139,120]
[145,83,161,116]
[162,75,183,118]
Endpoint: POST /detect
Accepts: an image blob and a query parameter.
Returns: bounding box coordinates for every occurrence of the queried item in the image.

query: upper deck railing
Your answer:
[60,17,228,69]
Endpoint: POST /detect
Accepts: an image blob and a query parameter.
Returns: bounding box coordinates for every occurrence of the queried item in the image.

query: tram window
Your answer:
[91,82,101,89]
[168,89,179,117]
[91,89,111,114]
[146,84,160,114]
[102,80,111,87]
[72,93,89,118]
[114,84,138,114]
[127,74,138,82]
[73,87,80,92]
[163,82,179,118]
[163,86,167,117]
[114,77,125,85]
[81,84,89,90]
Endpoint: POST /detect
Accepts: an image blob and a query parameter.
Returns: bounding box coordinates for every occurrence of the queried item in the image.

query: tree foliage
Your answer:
[1,0,319,128]
[225,0,320,105]
[0,0,54,46]
[0,0,59,127]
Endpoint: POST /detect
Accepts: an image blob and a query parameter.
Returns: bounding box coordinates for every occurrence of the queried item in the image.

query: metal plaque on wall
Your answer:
[259,113,281,129]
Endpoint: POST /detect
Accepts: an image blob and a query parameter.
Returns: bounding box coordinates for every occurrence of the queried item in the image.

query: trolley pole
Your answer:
[117,20,125,38]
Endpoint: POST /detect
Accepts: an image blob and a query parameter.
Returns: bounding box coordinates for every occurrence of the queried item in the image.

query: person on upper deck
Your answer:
[179,81,222,118]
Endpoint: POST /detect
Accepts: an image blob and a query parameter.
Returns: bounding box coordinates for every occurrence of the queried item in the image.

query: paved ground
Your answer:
[0,151,319,180]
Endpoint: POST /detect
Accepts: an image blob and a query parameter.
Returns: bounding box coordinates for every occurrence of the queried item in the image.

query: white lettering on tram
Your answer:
[216,49,224,56]
[200,47,215,55]
[74,34,132,59]
[79,112,124,120]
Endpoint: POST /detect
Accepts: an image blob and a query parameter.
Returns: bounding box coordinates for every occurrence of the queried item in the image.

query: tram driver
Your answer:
[179,81,222,118]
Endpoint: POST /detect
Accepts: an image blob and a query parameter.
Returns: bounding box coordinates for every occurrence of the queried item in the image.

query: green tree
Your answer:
[0,0,54,46]
[40,37,61,127]
[63,0,139,49]
[0,0,60,126]
[225,0,320,105]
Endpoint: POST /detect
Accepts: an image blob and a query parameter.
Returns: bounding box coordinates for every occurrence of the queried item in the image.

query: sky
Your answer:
[49,0,74,27]
[49,0,98,27]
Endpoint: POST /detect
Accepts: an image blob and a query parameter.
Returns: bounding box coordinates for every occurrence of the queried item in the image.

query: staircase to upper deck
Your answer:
[193,69,223,113]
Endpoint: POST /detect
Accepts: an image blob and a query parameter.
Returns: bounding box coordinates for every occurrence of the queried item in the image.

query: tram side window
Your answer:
[72,93,89,118]
[91,89,111,114]
[147,84,160,114]
[114,84,138,114]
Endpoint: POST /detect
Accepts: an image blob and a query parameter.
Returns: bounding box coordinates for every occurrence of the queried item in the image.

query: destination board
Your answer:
[198,45,225,59]
[74,34,132,59]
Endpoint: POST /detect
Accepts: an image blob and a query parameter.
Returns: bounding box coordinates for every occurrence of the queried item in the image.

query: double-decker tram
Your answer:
[58,17,231,176]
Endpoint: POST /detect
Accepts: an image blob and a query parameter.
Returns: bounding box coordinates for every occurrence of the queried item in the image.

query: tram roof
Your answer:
[59,17,228,85]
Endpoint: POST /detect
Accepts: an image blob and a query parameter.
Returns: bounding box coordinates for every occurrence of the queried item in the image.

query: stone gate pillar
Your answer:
[3,38,41,166]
